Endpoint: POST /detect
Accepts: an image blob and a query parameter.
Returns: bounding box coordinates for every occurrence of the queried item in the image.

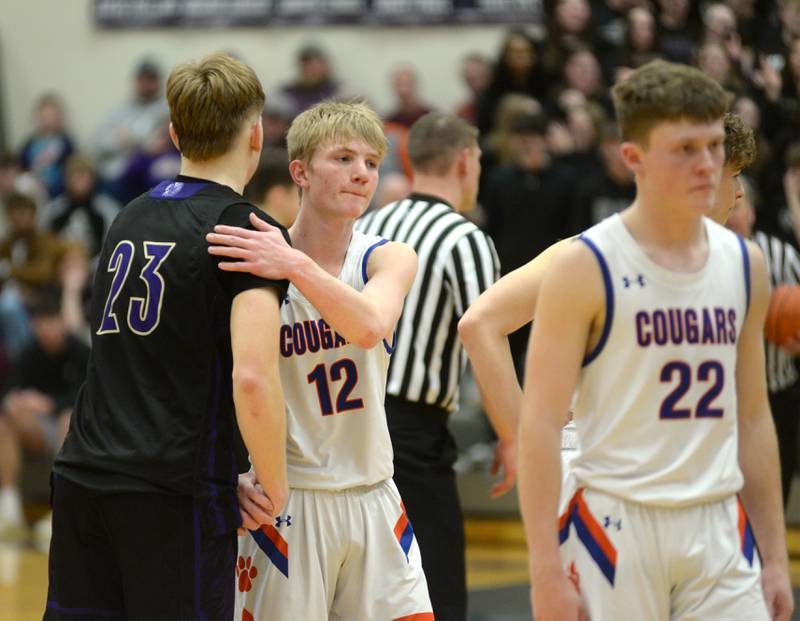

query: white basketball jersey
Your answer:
[570,214,749,506]
[279,231,394,490]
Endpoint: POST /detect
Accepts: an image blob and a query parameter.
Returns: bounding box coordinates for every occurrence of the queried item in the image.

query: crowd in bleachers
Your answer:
[1,0,800,541]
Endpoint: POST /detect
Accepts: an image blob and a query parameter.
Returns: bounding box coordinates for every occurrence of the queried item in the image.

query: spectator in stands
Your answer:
[19,94,75,199]
[386,65,435,129]
[540,0,594,83]
[41,155,121,259]
[606,6,661,80]
[117,121,180,203]
[567,119,635,232]
[476,28,546,134]
[0,286,90,542]
[243,148,299,228]
[656,0,698,64]
[455,53,492,125]
[278,43,351,120]
[0,193,72,361]
[89,58,168,198]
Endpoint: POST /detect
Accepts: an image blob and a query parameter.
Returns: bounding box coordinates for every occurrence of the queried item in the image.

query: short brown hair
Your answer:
[167,53,265,161]
[287,100,386,165]
[723,113,756,171]
[612,60,731,144]
[408,112,479,175]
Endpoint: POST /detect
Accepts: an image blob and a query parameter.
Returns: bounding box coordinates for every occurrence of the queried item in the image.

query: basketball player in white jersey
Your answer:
[459,111,758,490]
[518,61,793,621]
[207,101,433,620]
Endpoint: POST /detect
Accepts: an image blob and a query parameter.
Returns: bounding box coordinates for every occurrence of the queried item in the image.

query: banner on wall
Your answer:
[94,0,542,27]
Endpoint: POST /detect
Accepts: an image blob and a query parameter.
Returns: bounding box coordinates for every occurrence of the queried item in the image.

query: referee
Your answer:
[356,112,499,621]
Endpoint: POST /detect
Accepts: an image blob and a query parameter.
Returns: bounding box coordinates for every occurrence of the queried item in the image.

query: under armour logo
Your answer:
[162,182,183,197]
[275,515,292,527]
[622,274,646,288]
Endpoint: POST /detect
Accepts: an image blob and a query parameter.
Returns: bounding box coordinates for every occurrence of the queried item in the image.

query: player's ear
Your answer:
[289,159,309,190]
[620,141,643,176]
[168,123,180,151]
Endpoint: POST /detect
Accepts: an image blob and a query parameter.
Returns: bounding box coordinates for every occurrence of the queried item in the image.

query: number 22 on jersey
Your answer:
[97,240,175,336]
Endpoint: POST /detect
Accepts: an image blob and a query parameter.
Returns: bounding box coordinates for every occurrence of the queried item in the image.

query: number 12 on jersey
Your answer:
[307,358,364,416]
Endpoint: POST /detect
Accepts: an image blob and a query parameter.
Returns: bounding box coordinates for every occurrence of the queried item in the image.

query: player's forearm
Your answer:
[289,253,393,349]
[739,411,789,566]
[518,407,565,589]
[234,372,288,514]
[459,321,520,441]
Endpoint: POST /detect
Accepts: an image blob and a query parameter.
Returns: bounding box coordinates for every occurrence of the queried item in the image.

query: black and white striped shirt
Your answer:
[356,193,500,412]
[753,230,800,393]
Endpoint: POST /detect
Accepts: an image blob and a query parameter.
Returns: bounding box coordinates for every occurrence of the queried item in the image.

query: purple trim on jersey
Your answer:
[207,354,225,534]
[578,236,614,366]
[383,330,397,354]
[46,601,124,617]
[361,238,389,284]
[149,180,207,199]
[737,235,751,315]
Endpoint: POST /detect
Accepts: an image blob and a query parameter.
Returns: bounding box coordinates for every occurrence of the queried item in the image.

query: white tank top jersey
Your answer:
[570,214,750,507]
[279,230,395,490]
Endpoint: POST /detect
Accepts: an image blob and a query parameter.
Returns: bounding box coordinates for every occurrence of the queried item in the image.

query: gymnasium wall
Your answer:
[0,0,512,151]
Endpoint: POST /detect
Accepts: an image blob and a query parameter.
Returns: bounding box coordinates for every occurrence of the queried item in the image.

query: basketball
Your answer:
[765,284,800,345]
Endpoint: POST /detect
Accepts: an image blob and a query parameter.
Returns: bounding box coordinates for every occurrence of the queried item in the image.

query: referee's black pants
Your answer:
[768,383,800,506]
[386,395,467,621]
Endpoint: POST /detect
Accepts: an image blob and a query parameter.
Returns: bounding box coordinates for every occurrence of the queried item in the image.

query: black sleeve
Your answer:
[215,202,291,301]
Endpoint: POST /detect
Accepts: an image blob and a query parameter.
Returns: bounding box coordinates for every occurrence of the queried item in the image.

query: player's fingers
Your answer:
[208,246,252,260]
[250,212,277,231]
[237,527,245,536]
[206,232,253,248]
[241,498,272,525]
[212,224,257,238]
[216,261,256,273]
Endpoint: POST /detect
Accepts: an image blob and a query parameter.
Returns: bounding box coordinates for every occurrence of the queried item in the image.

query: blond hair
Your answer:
[612,60,731,145]
[167,53,265,161]
[287,100,387,165]
[723,113,756,171]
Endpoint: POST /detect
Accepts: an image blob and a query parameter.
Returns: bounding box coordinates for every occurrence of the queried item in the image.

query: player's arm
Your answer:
[459,237,574,442]
[209,212,417,348]
[736,241,794,620]
[231,286,288,518]
[518,241,600,621]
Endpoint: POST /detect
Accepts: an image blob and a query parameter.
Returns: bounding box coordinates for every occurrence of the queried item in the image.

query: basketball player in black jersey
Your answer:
[45,53,289,621]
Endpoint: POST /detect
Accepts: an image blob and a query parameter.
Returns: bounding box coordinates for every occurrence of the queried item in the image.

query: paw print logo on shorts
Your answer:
[236,555,258,592]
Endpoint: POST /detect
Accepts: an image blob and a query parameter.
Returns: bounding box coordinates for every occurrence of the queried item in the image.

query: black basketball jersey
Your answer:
[55,175,289,536]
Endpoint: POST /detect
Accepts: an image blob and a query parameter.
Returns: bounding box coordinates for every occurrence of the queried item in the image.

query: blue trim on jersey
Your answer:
[579,236,614,366]
[250,528,289,578]
[737,235,751,315]
[742,520,755,567]
[149,180,207,199]
[361,238,389,284]
[559,500,616,586]
[383,330,397,354]
[399,521,414,560]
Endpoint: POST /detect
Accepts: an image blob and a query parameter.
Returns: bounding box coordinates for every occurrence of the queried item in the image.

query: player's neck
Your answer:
[289,208,353,277]
[411,176,461,212]
[622,204,709,272]
[178,156,248,195]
